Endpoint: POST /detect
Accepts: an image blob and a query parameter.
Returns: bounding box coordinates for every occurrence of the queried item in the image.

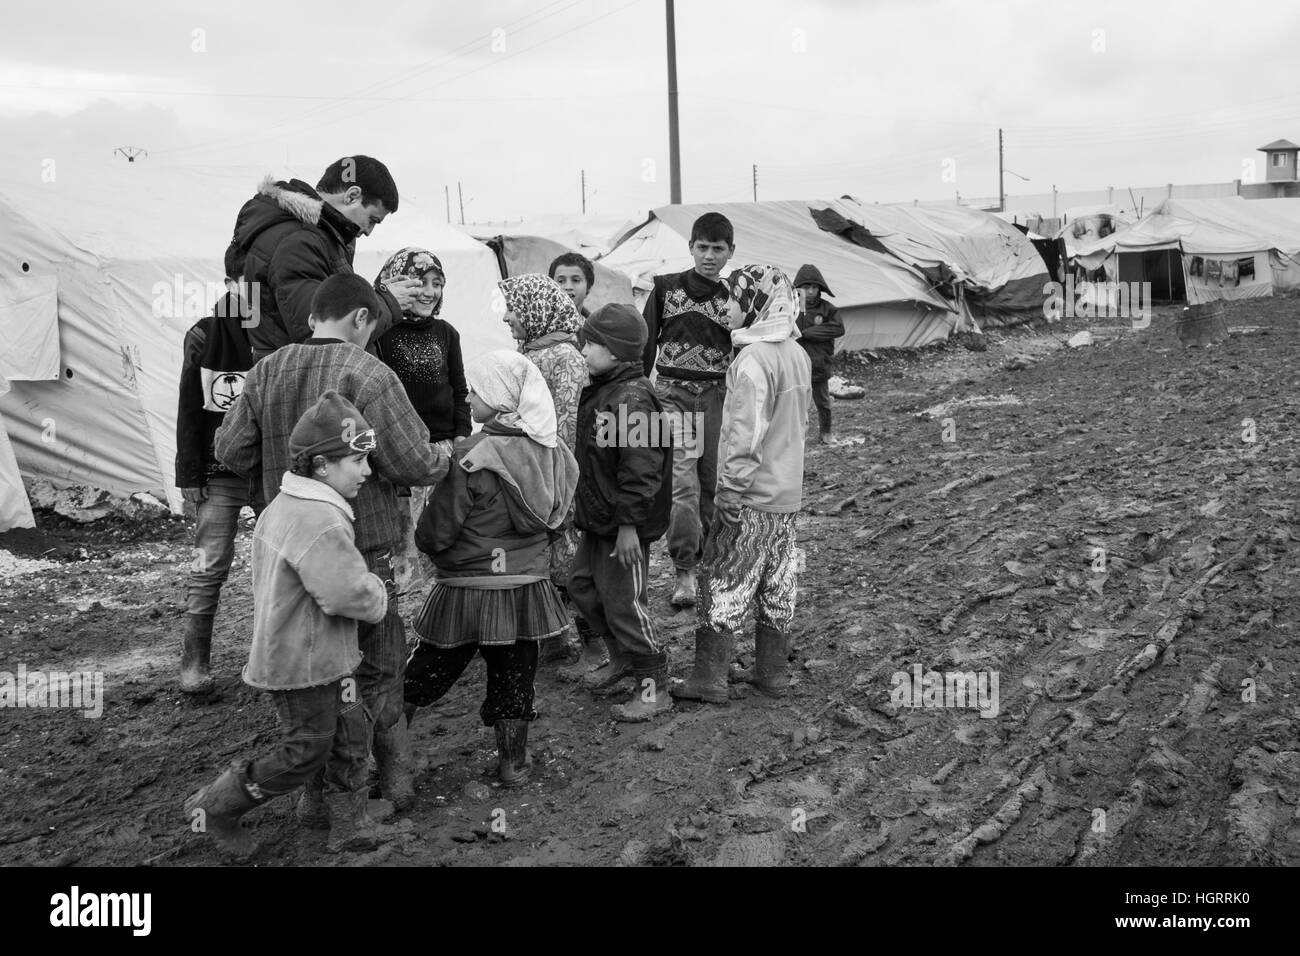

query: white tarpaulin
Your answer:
[0,161,513,515]
[0,275,61,383]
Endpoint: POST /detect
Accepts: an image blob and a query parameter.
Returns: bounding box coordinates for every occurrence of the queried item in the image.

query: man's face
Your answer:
[320,452,371,499]
[552,266,590,311]
[338,187,389,236]
[690,238,733,280]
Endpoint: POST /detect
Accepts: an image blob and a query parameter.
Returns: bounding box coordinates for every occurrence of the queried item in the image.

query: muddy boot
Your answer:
[179,613,215,694]
[670,569,697,609]
[295,771,329,830]
[581,635,633,692]
[750,623,794,699]
[610,651,674,723]
[373,718,415,812]
[494,719,533,787]
[325,789,388,854]
[557,616,604,682]
[538,630,580,665]
[183,761,262,859]
[820,429,835,446]
[670,625,733,705]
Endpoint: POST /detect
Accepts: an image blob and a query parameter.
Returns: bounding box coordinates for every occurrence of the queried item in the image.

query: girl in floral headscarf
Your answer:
[499,274,596,675]
[672,264,812,710]
[374,247,471,595]
[404,350,579,787]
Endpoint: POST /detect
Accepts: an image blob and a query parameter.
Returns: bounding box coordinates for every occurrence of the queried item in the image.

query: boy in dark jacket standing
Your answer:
[175,245,260,694]
[793,264,845,444]
[641,212,734,609]
[568,304,674,722]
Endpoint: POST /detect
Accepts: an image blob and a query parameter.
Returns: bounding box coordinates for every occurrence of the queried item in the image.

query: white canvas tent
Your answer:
[1072,197,1300,304]
[603,200,956,351]
[0,161,512,522]
[463,214,642,259]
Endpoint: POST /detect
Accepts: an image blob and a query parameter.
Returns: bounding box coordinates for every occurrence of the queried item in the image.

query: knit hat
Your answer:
[289,391,375,461]
[793,263,834,298]
[578,303,646,363]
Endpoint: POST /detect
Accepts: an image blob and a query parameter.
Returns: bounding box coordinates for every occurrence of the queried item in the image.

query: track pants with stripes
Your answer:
[567,531,662,658]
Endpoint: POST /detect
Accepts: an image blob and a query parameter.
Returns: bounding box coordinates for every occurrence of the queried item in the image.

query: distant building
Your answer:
[1241,139,1300,198]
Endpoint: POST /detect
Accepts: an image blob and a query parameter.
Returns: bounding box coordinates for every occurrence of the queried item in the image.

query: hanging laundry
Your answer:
[1205,259,1222,283]
[1222,259,1239,287]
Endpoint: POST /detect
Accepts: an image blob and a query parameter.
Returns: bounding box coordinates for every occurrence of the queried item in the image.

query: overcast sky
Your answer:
[1,0,1297,222]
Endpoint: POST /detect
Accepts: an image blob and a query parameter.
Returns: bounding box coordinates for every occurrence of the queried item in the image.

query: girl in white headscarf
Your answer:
[402,351,579,787]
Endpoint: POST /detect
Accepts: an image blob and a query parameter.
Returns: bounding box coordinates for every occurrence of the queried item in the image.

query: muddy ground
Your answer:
[2,299,1298,867]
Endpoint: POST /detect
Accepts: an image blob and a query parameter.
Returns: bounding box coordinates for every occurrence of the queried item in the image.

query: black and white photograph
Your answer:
[0,0,1292,920]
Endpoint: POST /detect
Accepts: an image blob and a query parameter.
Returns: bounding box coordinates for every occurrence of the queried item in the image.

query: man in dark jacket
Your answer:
[175,245,261,694]
[568,304,674,723]
[229,156,422,361]
[794,263,845,444]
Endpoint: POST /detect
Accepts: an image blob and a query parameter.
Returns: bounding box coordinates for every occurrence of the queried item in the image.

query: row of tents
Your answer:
[23,161,1264,529]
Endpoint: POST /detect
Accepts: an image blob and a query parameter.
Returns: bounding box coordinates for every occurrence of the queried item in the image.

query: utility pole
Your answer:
[444,185,451,224]
[457,181,465,225]
[998,127,1005,213]
[752,164,758,202]
[666,0,682,203]
[581,169,587,214]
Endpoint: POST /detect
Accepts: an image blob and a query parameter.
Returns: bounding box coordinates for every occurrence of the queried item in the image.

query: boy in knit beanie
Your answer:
[567,304,675,722]
[184,391,390,858]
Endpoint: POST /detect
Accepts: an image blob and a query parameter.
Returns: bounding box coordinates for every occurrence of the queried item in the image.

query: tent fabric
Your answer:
[479,234,635,313]
[602,200,956,351]
[0,161,513,517]
[0,380,35,531]
[0,275,61,383]
[464,215,641,258]
[823,198,1050,321]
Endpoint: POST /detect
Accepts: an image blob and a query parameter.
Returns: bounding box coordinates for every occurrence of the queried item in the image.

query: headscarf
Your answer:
[377,247,445,319]
[465,349,559,448]
[499,274,581,344]
[727,264,802,346]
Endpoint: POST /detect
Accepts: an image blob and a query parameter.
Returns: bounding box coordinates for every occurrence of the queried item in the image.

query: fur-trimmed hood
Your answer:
[231,176,359,255]
[258,175,323,227]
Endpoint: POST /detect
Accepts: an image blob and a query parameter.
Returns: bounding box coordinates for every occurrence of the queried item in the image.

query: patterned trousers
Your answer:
[698,507,799,634]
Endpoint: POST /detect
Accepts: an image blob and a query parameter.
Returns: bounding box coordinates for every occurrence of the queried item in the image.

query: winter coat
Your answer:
[795,299,844,380]
[230,176,403,355]
[574,363,672,541]
[374,317,471,442]
[415,419,578,578]
[641,268,733,382]
[244,472,386,691]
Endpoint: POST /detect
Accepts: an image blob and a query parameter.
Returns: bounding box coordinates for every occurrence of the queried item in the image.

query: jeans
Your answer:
[246,679,370,797]
[654,379,725,572]
[404,640,539,725]
[811,378,832,434]
[187,475,265,617]
[356,549,407,740]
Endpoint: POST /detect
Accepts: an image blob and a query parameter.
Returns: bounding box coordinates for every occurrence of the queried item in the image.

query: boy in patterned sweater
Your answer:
[640,212,735,610]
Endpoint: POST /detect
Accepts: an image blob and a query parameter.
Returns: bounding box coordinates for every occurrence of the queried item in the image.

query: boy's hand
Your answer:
[715,487,743,525]
[435,439,454,458]
[181,486,207,504]
[383,277,424,314]
[610,525,641,568]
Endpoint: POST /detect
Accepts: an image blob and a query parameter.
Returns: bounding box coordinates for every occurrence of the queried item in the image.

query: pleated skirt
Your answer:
[414,579,573,649]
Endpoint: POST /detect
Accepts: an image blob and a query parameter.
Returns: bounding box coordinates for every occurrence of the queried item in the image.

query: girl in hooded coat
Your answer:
[373,247,471,596]
[403,350,579,786]
[671,265,812,708]
[499,274,595,673]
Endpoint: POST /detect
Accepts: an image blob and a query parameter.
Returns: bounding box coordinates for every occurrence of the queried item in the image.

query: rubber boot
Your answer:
[296,770,329,830]
[325,789,388,854]
[670,625,733,705]
[373,716,415,812]
[581,634,633,692]
[751,623,793,699]
[179,613,215,694]
[670,569,697,609]
[494,719,533,787]
[183,761,262,858]
[557,616,604,682]
[610,651,674,722]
